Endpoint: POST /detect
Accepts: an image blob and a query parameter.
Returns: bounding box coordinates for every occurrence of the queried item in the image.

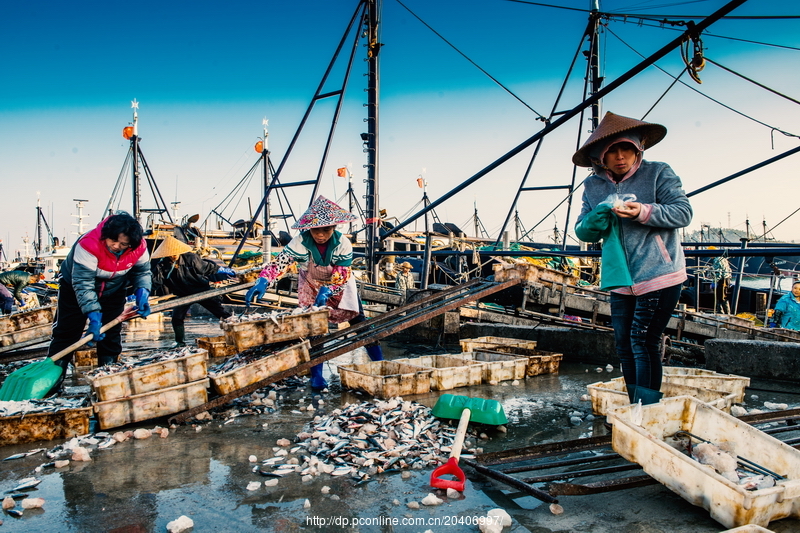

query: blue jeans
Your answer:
[610,283,682,391]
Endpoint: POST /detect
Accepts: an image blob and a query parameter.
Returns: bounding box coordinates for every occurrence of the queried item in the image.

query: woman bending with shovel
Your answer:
[245,196,383,390]
[48,212,153,394]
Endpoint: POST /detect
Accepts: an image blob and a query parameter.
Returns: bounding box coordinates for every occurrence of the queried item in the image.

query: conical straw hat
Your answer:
[151,236,193,259]
[291,195,357,230]
[572,112,667,167]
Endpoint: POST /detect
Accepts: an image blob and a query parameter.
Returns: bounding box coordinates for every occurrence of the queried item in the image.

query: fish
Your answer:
[330,466,352,476]
[97,438,116,449]
[7,509,23,517]
[257,469,284,478]
[3,448,45,461]
[5,477,41,493]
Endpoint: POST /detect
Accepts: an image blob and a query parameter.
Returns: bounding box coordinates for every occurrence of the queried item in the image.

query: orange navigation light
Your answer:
[122,126,134,140]
[254,141,264,153]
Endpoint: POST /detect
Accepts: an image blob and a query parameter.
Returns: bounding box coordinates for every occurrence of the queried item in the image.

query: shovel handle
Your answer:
[450,408,471,461]
[49,307,140,363]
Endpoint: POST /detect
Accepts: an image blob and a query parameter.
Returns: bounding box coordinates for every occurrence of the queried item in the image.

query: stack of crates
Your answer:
[88,348,209,429]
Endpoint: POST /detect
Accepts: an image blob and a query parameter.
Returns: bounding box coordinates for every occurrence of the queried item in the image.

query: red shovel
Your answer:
[430,407,471,492]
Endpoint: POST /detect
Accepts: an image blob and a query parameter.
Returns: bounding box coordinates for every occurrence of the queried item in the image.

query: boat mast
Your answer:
[260,118,272,258]
[589,0,602,130]
[364,0,381,282]
[72,199,89,240]
[131,99,141,221]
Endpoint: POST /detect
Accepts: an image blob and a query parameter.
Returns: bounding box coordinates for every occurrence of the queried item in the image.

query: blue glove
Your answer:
[212,267,238,282]
[134,288,151,318]
[314,286,333,307]
[245,277,269,307]
[86,311,105,342]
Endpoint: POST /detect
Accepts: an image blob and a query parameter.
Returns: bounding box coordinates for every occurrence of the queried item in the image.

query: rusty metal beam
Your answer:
[168,278,520,424]
[549,474,657,496]
[477,435,612,466]
[461,458,559,504]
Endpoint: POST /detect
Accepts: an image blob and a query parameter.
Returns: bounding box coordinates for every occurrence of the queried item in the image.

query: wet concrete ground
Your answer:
[1,316,799,532]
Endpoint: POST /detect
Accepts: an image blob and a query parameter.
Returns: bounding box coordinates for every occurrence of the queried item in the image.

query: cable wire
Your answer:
[393,0,546,120]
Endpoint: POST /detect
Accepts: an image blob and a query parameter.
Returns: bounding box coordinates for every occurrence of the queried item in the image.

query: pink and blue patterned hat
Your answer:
[291,195,357,230]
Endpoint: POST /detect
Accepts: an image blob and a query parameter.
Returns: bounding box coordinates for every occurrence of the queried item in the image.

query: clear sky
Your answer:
[1,0,799,259]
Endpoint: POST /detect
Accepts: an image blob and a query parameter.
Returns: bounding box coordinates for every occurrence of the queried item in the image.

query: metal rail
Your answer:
[468,409,800,498]
[167,278,520,424]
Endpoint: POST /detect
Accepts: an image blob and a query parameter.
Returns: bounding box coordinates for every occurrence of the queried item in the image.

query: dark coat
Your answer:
[0,270,35,301]
[152,253,221,297]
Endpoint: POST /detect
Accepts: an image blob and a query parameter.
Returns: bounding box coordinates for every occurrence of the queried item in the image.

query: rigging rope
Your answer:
[704,57,800,107]
[394,0,546,120]
[605,26,800,141]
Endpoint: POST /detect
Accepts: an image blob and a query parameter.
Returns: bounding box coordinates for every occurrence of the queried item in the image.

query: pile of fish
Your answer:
[675,437,780,491]
[0,359,44,382]
[249,397,476,484]
[83,346,203,378]
[0,396,90,418]
[223,305,326,325]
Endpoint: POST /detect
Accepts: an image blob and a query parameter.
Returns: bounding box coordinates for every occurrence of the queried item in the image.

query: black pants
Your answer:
[170,292,232,328]
[50,282,126,369]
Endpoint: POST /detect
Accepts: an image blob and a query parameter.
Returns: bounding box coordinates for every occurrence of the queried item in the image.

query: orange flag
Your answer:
[337,167,348,178]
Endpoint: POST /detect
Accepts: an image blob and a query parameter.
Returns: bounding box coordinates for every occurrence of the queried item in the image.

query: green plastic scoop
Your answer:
[431,393,508,426]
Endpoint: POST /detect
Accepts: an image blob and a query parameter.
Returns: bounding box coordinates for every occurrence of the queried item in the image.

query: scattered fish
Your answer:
[84,346,202,379]
[3,448,45,461]
[5,478,41,493]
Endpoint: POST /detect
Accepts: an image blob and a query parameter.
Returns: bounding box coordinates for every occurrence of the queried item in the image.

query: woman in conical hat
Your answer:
[573,112,692,406]
[246,195,384,390]
[151,236,237,347]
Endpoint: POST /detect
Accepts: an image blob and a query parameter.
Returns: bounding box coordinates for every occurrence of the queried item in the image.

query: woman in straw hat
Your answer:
[246,195,384,390]
[573,112,692,405]
[151,236,237,347]
[394,262,415,293]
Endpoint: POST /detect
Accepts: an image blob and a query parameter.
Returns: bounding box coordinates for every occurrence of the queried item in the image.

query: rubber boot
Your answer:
[626,384,638,403]
[172,323,186,348]
[97,354,117,367]
[309,364,327,390]
[365,344,384,362]
[633,386,663,405]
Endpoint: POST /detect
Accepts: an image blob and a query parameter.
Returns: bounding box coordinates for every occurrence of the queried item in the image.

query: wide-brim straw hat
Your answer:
[291,195,357,231]
[151,235,193,259]
[399,262,413,270]
[572,112,667,167]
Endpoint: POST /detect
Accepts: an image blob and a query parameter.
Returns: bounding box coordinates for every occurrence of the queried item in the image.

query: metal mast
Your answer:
[259,118,272,258]
[131,99,141,221]
[364,0,381,281]
[589,0,602,130]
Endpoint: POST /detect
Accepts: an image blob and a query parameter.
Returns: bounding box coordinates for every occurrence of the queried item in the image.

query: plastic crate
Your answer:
[394,355,482,390]
[492,262,580,286]
[196,335,238,358]
[0,406,93,445]
[0,306,54,335]
[93,379,209,430]
[338,360,432,399]
[609,396,800,529]
[87,349,209,402]
[459,336,538,355]
[209,340,310,395]
[221,309,329,351]
[587,376,737,416]
[663,367,750,403]
[446,351,527,382]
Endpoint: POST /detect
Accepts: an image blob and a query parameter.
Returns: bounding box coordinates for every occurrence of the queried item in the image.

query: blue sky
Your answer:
[1,0,799,259]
